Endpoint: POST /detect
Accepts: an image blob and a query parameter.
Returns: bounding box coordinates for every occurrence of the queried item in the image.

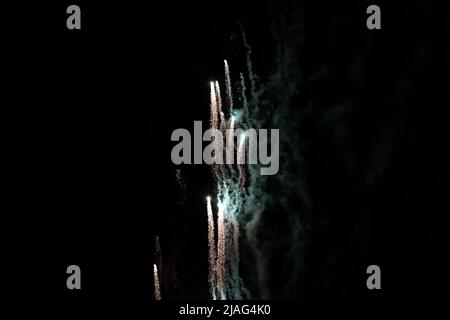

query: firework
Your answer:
[237,134,247,188]
[210,82,218,130]
[216,201,227,299]
[215,81,223,116]
[224,60,234,114]
[204,61,247,300]
[155,236,162,279]
[154,264,161,300]
[226,116,236,165]
[206,196,217,299]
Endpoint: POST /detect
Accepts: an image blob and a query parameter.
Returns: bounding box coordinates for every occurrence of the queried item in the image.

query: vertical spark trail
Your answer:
[219,111,227,182]
[237,135,247,188]
[210,82,218,130]
[238,21,259,103]
[215,81,226,181]
[206,196,217,300]
[220,112,226,135]
[210,81,221,180]
[154,264,161,300]
[155,236,162,279]
[226,116,236,165]
[175,169,186,191]
[240,72,249,120]
[230,214,241,299]
[237,134,246,164]
[215,81,223,116]
[216,202,226,300]
[224,60,234,114]
[204,61,248,300]
[175,168,187,207]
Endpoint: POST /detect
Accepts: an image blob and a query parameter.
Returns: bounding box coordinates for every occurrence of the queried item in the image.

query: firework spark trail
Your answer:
[210,82,221,180]
[240,73,249,119]
[226,116,236,166]
[215,81,223,115]
[155,236,162,276]
[237,135,247,188]
[154,264,161,300]
[216,201,226,299]
[220,112,226,136]
[230,214,241,299]
[206,196,217,300]
[223,210,233,297]
[175,169,186,191]
[215,81,227,183]
[175,168,187,208]
[210,82,219,130]
[154,235,164,295]
[155,236,161,259]
[238,21,259,104]
[221,202,242,300]
[204,61,248,300]
[216,112,227,183]
[224,60,234,115]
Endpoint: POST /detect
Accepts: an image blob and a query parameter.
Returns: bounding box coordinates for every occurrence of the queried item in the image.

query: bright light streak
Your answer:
[206,196,217,299]
[153,264,161,300]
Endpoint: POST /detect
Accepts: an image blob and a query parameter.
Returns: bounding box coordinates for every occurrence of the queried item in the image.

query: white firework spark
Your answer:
[206,196,217,300]
[226,116,236,165]
[216,201,226,299]
[210,81,218,130]
[215,81,223,116]
[237,134,247,188]
[224,60,234,114]
[204,61,248,300]
[154,264,161,300]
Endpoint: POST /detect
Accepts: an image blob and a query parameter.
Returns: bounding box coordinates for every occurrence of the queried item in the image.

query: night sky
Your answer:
[6,0,450,312]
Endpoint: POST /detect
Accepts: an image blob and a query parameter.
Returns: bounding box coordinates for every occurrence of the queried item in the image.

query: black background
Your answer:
[5,0,450,314]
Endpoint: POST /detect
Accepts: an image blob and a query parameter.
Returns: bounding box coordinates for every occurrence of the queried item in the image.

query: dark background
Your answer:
[6,0,450,312]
